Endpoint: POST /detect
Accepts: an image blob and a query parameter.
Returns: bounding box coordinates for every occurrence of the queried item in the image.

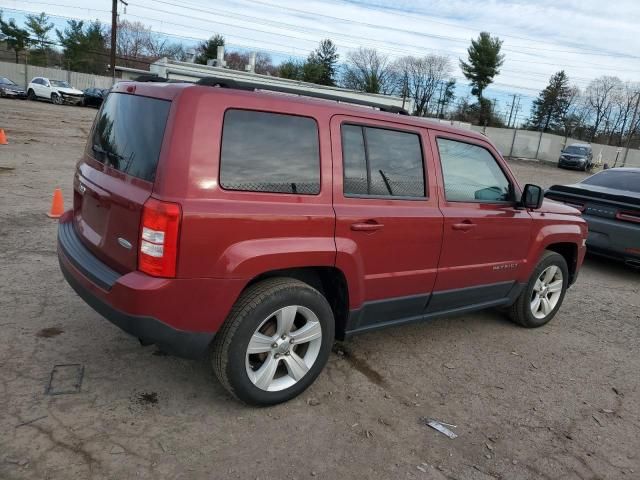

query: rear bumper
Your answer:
[1,90,27,98]
[584,214,640,262]
[57,212,244,358]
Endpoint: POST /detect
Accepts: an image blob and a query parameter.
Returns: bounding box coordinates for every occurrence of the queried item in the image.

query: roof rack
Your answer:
[194,76,409,115]
[132,74,185,83]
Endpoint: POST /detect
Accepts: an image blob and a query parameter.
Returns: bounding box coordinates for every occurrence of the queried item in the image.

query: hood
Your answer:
[538,198,582,215]
[55,86,83,95]
[1,84,25,92]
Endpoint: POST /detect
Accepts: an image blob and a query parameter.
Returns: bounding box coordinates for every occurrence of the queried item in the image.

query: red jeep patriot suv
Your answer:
[57,78,587,405]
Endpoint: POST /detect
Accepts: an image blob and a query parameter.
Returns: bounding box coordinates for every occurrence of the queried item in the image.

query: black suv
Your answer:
[558,144,593,171]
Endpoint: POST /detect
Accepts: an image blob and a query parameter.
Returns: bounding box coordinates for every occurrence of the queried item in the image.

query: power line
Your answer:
[315,0,640,59]
[138,0,640,72]
[12,0,640,75]
[0,4,633,98]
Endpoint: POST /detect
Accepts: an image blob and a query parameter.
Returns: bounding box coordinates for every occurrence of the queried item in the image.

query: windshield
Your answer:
[50,80,71,88]
[582,170,640,193]
[90,92,170,182]
[0,77,16,85]
[565,146,590,155]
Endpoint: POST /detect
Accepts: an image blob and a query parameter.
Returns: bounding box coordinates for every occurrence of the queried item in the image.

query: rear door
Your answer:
[73,92,171,274]
[428,132,532,310]
[331,115,443,332]
[33,78,45,97]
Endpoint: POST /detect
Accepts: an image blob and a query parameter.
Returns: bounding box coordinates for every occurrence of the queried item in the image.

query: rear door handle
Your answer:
[351,221,384,232]
[452,221,476,231]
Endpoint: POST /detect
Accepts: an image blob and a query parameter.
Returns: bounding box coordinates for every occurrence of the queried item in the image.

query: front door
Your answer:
[331,115,444,334]
[427,132,532,312]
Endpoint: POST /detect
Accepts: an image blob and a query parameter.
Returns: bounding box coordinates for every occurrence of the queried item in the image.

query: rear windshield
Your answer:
[90,93,170,182]
[582,170,640,193]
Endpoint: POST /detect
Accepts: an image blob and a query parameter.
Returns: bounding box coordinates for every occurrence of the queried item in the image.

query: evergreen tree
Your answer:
[0,11,30,63]
[25,12,54,66]
[305,39,339,85]
[278,60,303,80]
[195,34,224,65]
[460,32,504,125]
[56,20,108,74]
[25,12,53,50]
[528,71,573,132]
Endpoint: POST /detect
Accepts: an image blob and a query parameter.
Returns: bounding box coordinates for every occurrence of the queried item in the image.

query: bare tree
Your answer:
[342,48,396,94]
[610,82,640,145]
[393,54,452,116]
[145,35,186,61]
[585,76,622,140]
[255,52,277,75]
[115,20,149,66]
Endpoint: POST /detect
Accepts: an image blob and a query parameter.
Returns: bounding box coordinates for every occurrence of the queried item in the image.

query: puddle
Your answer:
[37,327,64,338]
[136,392,158,405]
[333,345,388,388]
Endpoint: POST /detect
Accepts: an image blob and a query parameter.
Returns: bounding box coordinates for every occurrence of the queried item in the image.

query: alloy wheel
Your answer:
[245,305,322,392]
[530,265,563,319]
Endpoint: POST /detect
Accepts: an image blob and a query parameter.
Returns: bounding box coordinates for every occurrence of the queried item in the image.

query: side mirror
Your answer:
[521,184,543,209]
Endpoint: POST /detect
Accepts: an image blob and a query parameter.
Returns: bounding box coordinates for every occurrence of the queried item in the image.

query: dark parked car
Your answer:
[558,143,593,171]
[57,78,587,405]
[546,168,640,268]
[0,77,27,99]
[82,88,108,107]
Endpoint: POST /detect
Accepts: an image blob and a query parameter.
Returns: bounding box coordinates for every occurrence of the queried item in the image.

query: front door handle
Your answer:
[351,221,384,232]
[452,220,476,231]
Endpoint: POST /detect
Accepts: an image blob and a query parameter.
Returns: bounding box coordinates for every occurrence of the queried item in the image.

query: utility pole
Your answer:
[110,0,128,81]
[512,96,521,128]
[436,81,444,118]
[622,91,640,167]
[110,0,117,81]
[401,72,408,111]
[507,94,517,128]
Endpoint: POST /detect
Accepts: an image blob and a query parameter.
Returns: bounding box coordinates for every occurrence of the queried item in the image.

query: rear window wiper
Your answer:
[92,144,123,162]
[378,169,394,195]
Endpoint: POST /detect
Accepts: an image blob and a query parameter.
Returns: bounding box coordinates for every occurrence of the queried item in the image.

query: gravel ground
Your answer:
[1,98,639,480]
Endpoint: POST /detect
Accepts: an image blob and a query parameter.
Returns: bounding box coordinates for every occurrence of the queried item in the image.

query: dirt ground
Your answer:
[1,98,639,480]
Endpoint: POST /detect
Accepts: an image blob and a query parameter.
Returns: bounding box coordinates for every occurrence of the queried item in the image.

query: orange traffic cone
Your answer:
[0,129,7,145]
[47,188,64,218]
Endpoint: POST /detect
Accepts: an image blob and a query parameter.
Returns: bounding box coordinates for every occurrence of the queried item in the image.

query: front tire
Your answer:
[51,93,62,105]
[212,278,334,406]
[509,251,569,328]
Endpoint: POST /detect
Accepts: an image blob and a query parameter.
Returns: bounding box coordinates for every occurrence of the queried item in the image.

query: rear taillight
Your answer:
[616,211,640,224]
[139,198,181,277]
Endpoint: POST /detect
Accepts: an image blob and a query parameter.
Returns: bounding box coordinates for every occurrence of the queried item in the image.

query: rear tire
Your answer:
[211,277,334,406]
[27,89,36,101]
[509,251,569,328]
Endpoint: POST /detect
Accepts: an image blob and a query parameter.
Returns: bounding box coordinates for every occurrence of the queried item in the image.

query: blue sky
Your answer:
[2,0,639,124]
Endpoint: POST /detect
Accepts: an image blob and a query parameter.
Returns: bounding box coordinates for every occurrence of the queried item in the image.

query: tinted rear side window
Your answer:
[90,93,170,182]
[582,170,640,193]
[342,124,425,198]
[220,109,320,195]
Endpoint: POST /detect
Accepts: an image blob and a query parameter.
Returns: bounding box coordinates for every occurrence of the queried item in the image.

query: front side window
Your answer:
[220,109,320,195]
[437,138,511,202]
[342,124,425,198]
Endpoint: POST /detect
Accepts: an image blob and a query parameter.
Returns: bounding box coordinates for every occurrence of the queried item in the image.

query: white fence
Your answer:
[0,61,114,90]
[468,125,640,168]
